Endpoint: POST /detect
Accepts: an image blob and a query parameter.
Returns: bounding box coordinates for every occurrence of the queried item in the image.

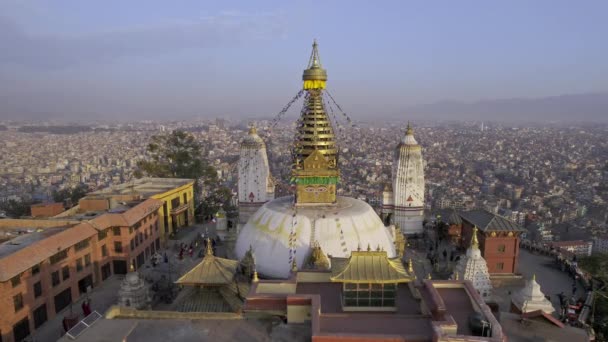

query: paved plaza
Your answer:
[32,222,216,342]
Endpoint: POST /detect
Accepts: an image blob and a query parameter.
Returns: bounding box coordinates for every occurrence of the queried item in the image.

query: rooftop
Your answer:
[88,177,194,198]
[0,226,68,259]
[460,209,525,232]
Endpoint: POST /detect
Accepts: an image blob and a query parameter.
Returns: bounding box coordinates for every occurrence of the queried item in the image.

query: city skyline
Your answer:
[1,0,607,121]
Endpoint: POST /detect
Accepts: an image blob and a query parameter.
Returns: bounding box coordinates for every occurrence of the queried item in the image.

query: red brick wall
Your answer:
[79,198,110,212]
[462,222,519,274]
[30,203,65,218]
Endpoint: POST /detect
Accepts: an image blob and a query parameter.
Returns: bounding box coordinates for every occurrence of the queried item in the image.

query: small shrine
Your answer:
[512,274,555,314]
[118,266,150,309]
[330,248,415,310]
[451,226,493,299]
[176,238,239,287]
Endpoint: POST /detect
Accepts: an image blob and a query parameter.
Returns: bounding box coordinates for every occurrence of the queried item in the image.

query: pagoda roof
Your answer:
[175,249,238,286]
[330,250,413,284]
[460,209,524,232]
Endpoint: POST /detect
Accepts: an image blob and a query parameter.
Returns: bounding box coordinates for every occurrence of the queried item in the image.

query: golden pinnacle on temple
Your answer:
[206,237,214,256]
[427,273,432,280]
[253,269,259,282]
[406,121,413,136]
[471,226,479,249]
[408,258,414,273]
[455,272,459,280]
[291,257,298,273]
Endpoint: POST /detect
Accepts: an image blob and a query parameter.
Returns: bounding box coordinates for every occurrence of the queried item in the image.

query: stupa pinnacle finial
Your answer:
[303,40,327,90]
[206,237,214,256]
[532,274,536,282]
[248,123,257,135]
[291,257,298,273]
[408,258,414,273]
[406,121,413,136]
[471,226,479,249]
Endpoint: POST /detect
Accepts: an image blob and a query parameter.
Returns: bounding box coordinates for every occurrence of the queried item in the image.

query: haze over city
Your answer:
[1,0,607,122]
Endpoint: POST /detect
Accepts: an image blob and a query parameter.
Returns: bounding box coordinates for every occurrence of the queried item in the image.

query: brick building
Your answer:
[459,209,525,274]
[0,198,162,342]
[30,203,65,218]
[551,240,593,257]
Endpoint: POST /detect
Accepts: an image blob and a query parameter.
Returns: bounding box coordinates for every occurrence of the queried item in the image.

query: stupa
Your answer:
[511,274,555,314]
[451,226,493,299]
[118,266,150,309]
[235,41,395,278]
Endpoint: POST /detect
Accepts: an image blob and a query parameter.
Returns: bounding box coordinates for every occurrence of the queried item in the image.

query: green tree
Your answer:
[0,199,38,218]
[136,130,231,222]
[52,183,89,206]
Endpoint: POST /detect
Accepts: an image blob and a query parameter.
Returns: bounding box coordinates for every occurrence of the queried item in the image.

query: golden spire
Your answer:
[532,274,536,282]
[406,121,413,136]
[427,273,432,280]
[248,124,258,135]
[291,257,298,273]
[455,272,459,280]
[206,237,214,256]
[252,269,259,282]
[471,226,479,249]
[408,258,414,273]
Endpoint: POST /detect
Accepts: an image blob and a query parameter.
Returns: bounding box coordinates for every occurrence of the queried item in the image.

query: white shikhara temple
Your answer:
[381,123,425,235]
[237,125,274,229]
[235,41,396,278]
[451,227,493,299]
[512,274,555,314]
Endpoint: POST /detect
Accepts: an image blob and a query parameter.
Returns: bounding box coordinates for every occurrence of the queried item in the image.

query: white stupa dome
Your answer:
[236,196,396,278]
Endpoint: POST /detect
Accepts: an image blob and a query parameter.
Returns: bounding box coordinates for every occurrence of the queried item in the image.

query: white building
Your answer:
[237,126,274,229]
[451,227,493,299]
[511,275,555,314]
[382,123,425,235]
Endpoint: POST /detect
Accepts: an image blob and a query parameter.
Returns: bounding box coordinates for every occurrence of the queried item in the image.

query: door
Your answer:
[136,252,145,268]
[33,304,48,328]
[78,274,93,295]
[113,260,127,275]
[101,263,112,280]
[12,317,30,342]
[54,288,72,313]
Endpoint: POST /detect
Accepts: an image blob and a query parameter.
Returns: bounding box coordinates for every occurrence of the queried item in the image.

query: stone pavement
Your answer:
[32,275,123,342]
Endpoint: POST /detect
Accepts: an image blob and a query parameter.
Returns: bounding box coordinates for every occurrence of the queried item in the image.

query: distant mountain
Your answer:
[403,92,608,122]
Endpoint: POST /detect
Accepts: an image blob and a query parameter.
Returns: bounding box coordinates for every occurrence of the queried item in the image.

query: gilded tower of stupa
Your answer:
[235,41,395,278]
[293,40,339,205]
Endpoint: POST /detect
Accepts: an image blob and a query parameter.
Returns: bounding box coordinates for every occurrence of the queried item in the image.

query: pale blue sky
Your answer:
[0,0,606,120]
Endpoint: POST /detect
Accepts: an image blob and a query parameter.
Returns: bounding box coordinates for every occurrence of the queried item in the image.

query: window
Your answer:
[62,265,70,280]
[32,264,40,276]
[34,281,42,298]
[84,254,91,267]
[13,293,24,312]
[112,227,121,236]
[52,271,60,286]
[129,227,133,234]
[496,262,504,270]
[155,238,160,250]
[74,239,90,252]
[155,222,159,232]
[98,229,108,241]
[114,241,123,253]
[498,245,506,253]
[50,249,68,264]
[343,283,396,307]
[101,245,108,257]
[76,258,83,272]
[130,239,135,251]
[11,275,21,288]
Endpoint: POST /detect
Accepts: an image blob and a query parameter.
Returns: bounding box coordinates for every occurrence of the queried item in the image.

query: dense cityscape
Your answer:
[1,1,607,342]
[2,120,607,248]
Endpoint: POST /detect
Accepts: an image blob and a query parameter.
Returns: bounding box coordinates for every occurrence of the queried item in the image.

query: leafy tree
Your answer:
[0,199,39,218]
[136,130,232,222]
[52,183,89,206]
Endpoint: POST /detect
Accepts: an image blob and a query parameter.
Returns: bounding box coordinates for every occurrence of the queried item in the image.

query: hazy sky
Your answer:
[1,0,607,121]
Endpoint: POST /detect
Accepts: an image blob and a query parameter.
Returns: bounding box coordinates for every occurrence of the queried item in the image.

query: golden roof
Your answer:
[330,250,414,284]
[175,240,238,286]
[294,93,337,168]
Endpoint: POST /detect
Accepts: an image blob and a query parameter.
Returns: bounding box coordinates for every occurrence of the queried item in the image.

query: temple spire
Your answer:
[471,226,479,249]
[206,237,214,256]
[307,39,322,69]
